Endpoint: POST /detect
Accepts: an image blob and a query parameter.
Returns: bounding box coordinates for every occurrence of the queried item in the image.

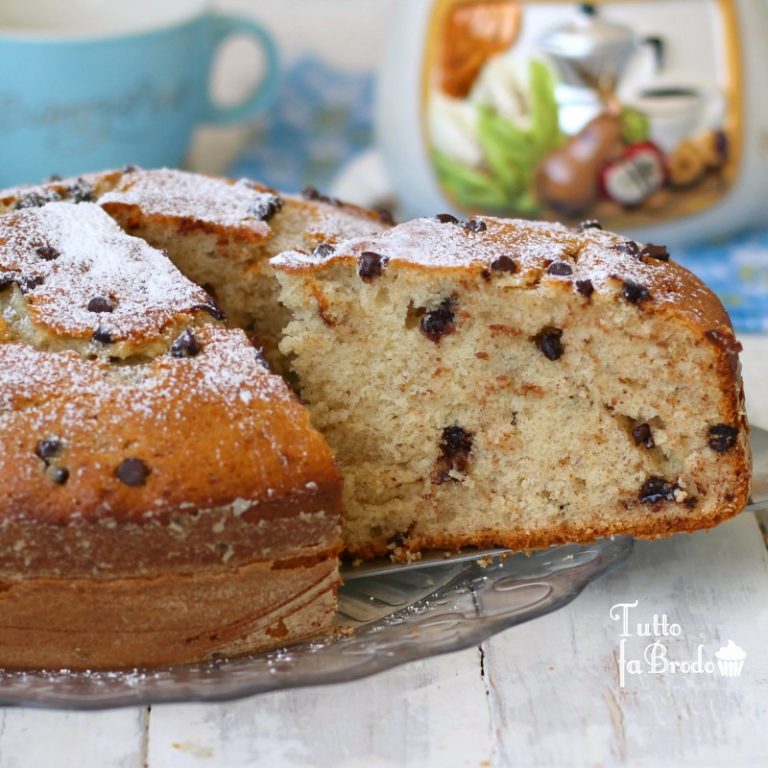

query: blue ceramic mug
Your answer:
[0,0,279,187]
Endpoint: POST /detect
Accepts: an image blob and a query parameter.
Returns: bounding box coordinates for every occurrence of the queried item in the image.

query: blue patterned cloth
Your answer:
[231,56,767,333]
[677,231,768,333]
[231,56,373,194]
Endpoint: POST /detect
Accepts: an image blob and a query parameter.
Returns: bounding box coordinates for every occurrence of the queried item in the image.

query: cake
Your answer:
[0,169,750,670]
[0,190,377,669]
[272,215,750,558]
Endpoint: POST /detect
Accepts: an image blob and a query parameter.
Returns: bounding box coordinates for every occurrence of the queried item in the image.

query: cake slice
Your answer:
[272,215,750,559]
[0,202,341,669]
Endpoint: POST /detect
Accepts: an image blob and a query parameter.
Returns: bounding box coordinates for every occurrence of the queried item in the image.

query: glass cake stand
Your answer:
[0,536,632,710]
[4,426,765,710]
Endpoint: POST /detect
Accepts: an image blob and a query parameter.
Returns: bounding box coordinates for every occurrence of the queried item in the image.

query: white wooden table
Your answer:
[1,341,765,767]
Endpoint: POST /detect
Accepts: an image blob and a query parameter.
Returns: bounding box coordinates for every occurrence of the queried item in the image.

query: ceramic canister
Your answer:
[377,0,768,246]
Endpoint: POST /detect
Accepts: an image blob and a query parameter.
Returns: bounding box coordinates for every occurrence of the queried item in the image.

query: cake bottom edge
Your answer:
[343,496,749,561]
[0,552,339,671]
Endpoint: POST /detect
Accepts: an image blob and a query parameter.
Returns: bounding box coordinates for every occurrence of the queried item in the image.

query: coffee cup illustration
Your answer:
[628,78,725,153]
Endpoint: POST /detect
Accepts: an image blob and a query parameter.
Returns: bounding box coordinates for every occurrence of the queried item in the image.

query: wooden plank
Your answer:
[147,648,491,767]
[482,512,768,767]
[0,707,147,768]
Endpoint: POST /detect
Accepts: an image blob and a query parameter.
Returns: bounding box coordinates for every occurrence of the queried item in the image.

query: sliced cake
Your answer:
[272,215,750,559]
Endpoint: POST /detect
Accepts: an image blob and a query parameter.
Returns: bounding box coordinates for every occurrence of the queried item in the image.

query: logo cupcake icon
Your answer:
[715,640,746,678]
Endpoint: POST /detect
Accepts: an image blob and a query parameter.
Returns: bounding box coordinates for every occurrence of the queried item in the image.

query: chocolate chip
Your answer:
[121,164,138,173]
[433,425,474,483]
[46,174,63,182]
[534,326,563,361]
[614,240,640,257]
[640,243,669,261]
[253,347,270,370]
[51,467,69,485]
[358,251,387,281]
[490,255,516,273]
[313,242,334,258]
[302,185,321,200]
[14,194,42,210]
[301,186,341,206]
[171,328,200,358]
[18,275,44,293]
[116,458,150,487]
[35,245,59,261]
[462,218,487,232]
[249,194,284,222]
[576,279,594,297]
[631,423,654,448]
[193,301,226,321]
[68,178,95,203]
[35,438,63,461]
[577,220,602,231]
[640,476,678,503]
[621,280,651,304]
[0,274,12,291]
[388,529,412,548]
[87,296,114,313]
[546,261,573,276]
[420,298,456,342]
[92,326,114,344]
[708,423,739,452]
[441,425,473,456]
[375,207,395,225]
[434,213,459,224]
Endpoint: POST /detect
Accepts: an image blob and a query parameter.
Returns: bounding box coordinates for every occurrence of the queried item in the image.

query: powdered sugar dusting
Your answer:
[0,326,289,416]
[0,325,299,519]
[285,195,387,247]
[0,202,212,341]
[272,216,573,269]
[272,216,718,323]
[98,168,274,233]
[0,324,330,536]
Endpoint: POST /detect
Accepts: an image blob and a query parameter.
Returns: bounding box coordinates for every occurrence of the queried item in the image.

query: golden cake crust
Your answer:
[0,555,339,670]
[0,327,340,575]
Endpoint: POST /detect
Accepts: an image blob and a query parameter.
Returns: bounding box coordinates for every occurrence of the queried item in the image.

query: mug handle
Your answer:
[204,13,280,125]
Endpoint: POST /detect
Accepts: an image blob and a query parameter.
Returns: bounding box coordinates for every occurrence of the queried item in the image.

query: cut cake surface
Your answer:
[273,215,750,558]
